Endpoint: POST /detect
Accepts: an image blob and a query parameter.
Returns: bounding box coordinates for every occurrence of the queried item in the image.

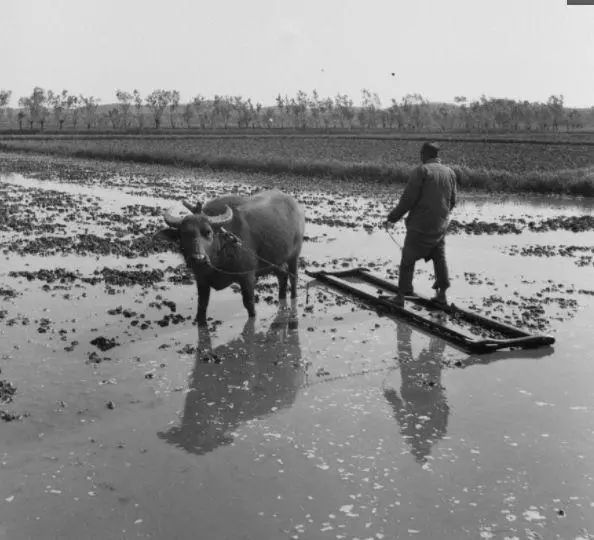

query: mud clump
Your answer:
[9,268,81,283]
[503,244,593,267]
[0,380,17,403]
[98,267,165,287]
[448,219,522,235]
[6,233,173,258]
[528,215,594,233]
[0,287,18,299]
[90,336,119,351]
[37,318,52,334]
[0,410,28,422]
[8,265,175,289]
[446,216,594,237]
[0,377,27,421]
[155,313,189,327]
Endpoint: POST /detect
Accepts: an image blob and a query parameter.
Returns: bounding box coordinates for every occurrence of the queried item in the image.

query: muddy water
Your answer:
[1,160,594,540]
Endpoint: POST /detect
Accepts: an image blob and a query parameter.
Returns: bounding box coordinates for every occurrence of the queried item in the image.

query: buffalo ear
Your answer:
[183,200,203,214]
[154,228,181,244]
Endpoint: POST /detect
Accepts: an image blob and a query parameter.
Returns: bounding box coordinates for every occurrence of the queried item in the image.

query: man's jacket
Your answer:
[388,158,457,237]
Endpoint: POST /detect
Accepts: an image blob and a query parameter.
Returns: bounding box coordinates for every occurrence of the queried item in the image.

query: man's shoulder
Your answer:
[423,161,455,175]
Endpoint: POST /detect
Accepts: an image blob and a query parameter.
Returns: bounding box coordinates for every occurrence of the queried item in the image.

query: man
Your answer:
[385,142,457,306]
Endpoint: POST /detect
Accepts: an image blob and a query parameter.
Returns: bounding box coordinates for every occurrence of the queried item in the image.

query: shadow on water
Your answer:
[384,321,555,465]
[158,299,303,455]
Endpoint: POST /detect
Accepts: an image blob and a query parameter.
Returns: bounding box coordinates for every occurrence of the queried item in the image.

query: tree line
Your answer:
[0,87,591,133]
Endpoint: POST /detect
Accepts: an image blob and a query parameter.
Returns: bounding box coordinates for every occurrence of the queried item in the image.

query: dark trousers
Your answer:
[398,231,450,294]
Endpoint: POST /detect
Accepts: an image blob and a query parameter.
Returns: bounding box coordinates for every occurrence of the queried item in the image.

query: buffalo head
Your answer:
[162,202,234,268]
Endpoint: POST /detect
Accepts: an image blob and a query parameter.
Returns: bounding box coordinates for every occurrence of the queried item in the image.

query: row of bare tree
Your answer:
[0,87,590,132]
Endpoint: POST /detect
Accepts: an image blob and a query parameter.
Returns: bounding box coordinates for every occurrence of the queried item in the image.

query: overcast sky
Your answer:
[3,0,593,108]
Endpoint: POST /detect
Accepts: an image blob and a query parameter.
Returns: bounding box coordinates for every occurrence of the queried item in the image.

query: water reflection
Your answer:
[384,323,449,464]
[159,300,303,455]
[385,322,555,464]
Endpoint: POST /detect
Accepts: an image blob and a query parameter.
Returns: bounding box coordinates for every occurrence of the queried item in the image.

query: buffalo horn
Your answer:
[163,207,185,228]
[206,205,233,225]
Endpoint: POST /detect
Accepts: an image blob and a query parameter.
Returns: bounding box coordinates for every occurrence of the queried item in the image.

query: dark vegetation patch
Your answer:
[465,283,580,332]
[448,220,522,235]
[4,233,171,257]
[86,351,112,364]
[0,286,18,298]
[503,244,594,267]
[0,379,17,403]
[0,376,27,423]
[98,267,165,286]
[0,410,27,422]
[155,313,190,327]
[8,264,191,287]
[526,215,594,232]
[9,268,81,283]
[1,135,593,173]
[90,336,119,351]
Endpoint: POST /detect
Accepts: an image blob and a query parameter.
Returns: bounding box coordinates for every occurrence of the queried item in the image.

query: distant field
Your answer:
[1,134,593,196]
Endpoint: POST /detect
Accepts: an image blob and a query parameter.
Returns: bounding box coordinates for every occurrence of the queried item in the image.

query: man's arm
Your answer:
[449,170,458,211]
[387,167,424,223]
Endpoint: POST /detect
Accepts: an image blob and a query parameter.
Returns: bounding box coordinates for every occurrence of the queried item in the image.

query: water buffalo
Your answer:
[160,189,305,325]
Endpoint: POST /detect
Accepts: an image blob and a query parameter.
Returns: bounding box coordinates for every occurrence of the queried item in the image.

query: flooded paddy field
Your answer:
[1,153,594,540]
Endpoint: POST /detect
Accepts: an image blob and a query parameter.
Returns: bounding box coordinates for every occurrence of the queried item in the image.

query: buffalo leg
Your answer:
[239,273,256,318]
[288,256,299,298]
[277,268,288,300]
[196,284,211,326]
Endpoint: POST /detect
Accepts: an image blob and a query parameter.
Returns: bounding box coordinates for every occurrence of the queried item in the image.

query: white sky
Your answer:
[3,0,593,108]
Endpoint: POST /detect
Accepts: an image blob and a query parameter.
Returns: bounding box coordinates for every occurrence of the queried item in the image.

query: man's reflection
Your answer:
[384,322,449,464]
[159,300,303,455]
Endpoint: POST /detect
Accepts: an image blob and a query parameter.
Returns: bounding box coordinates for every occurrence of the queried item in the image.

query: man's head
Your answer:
[420,142,440,163]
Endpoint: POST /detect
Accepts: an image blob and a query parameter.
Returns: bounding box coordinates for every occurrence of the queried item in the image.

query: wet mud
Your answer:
[1,152,594,539]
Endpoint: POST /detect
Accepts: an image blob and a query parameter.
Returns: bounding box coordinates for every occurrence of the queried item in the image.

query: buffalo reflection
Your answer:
[384,322,448,464]
[159,300,303,455]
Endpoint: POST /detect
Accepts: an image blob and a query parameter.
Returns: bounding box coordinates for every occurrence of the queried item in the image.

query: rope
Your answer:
[207,228,299,279]
[384,225,403,250]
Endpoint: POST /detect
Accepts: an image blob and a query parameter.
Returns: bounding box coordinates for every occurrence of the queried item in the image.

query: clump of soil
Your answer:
[0,378,25,422]
[0,379,17,403]
[448,219,522,235]
[0,287,18,298]
[155,313,190,327]
[0,410,28,422]
[503,244,594,267]
[99,267,165,286]
[528,215,594,233]
[9,268,81,283]
[90,336,119,351]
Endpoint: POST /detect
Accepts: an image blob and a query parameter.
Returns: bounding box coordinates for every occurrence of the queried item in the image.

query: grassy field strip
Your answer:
[0,136,592,196]
[2,132,594,146]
